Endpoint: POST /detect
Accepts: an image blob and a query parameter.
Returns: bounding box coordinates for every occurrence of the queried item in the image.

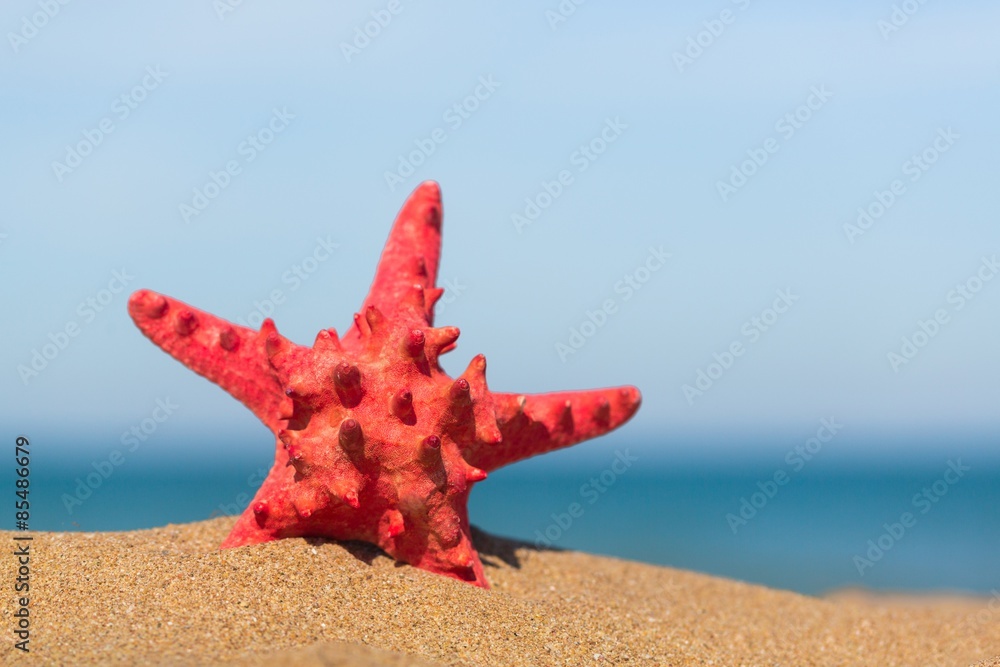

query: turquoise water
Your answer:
[16,442,1000,596]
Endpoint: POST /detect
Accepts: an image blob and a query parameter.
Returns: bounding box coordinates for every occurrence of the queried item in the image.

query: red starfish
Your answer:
[128,181,641,588]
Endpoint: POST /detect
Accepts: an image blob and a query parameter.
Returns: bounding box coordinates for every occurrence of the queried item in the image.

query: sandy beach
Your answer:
[2,517,997,666]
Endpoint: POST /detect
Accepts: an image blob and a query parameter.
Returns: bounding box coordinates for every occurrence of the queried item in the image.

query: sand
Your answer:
[2,518,998,666]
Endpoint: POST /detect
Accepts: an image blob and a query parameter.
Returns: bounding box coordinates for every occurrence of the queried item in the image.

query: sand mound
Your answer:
[2,518,997,666]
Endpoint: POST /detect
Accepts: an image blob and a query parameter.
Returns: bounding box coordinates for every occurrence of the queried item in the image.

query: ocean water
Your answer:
[15,440,1000,597]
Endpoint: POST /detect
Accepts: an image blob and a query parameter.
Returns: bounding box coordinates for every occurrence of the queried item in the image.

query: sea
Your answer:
[14,435,1000,597]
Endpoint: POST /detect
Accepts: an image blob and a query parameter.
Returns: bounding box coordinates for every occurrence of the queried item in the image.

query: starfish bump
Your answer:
[128,181,641,588]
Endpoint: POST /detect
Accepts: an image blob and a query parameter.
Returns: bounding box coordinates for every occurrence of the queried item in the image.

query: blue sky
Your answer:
[2,1,999,463]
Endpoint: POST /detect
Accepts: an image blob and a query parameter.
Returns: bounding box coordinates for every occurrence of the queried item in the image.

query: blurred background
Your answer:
[2,1,998,596]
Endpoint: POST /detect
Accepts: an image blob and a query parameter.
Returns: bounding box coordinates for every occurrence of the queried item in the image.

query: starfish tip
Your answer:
[128,289,169,320]
[417,179,440,199]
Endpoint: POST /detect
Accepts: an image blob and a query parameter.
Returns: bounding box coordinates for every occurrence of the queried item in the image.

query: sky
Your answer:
[2,0,999,464]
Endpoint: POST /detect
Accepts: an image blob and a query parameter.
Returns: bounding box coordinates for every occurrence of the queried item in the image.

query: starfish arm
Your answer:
[352,181,443,333]
[128,289,285,432]
[381,488,489,588]
[467,387,642,472]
